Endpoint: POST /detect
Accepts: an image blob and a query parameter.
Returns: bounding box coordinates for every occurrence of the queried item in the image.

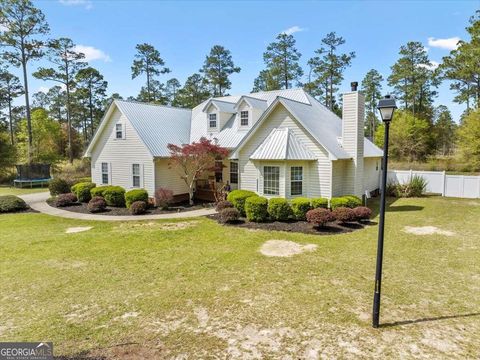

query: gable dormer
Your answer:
[202,99,235,132]
[234,96,268,129]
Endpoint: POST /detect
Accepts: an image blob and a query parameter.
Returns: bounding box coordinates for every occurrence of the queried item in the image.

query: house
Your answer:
[84,86,383,201]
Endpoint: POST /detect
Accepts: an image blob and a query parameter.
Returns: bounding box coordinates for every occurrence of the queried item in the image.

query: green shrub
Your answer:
[306,208,335,227]
[55,193,77,207]
[125,189,149,208]
[267,198,292,221]
[245,196,268,222]
[48,177,71,196]
[343,195,362,208]
[330,197,350,210]
[215,200,233,212]
[103,186,126,207]
[311,197,328,209]
[0,195,28,213]
[71,182,96,202]
[87,196,107,213]
[130,200,147,215]
[387,176,428,198]
[227,190,257,216]
[290,197,312,220]
[218,207,240,223]
[333,207,356,223]
[90,185,110,198]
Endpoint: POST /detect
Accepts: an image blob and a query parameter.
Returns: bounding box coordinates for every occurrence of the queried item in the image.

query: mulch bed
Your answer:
[207,213,376,235]
[47,200,214,216]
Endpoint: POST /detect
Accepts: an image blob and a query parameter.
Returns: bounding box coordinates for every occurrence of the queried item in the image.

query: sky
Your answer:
[9,0,480,123]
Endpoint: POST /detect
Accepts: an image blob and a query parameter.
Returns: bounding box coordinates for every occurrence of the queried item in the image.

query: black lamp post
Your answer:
[372,94,397,328]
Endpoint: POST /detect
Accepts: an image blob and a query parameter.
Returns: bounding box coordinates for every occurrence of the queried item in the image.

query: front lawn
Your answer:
[0,185,49,196]
[0,196,479,358]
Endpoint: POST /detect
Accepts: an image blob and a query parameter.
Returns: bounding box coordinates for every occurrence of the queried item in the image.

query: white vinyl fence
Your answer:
[388,170,480,199]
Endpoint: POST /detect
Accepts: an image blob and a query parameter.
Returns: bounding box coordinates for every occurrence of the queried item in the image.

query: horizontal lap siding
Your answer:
[90,107,155,195]
[154,159,189,195]
[363,157,381,193]
[238,105,331,199]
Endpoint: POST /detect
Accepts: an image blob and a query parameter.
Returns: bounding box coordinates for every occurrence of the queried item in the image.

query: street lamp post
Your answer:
[372,95,397,328]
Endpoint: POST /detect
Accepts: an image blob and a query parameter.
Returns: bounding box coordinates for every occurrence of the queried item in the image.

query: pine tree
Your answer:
[165,78,181,105]
[361,69,383,140]
[174,73,211,108]
[0,67,24,144]
[433,105,456,156]
[201,45,240,96]
[252,69,281,92]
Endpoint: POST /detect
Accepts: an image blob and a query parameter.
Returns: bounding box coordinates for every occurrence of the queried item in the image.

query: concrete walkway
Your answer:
[19,192,216,221]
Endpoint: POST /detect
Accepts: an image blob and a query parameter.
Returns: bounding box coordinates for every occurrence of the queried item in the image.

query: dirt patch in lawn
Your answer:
[403,226,455,236]
[115,221,199,231]
[207,214,371,235]
[260,240,317,257]
[65,226,93,234]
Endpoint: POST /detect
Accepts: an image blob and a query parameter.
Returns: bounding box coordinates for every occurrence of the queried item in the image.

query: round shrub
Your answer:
[103,186,126,207]
[215,200,233,212]
[343,195,362,208]
[333,207,356,223]
[306,208,335,227]
[245,196,268,222]
[87,196,107,213]
[125,189,149,208]
[227,190,257,216]
[90,185,110,198]
[218,207,240,224]
[55,193,78,207]
[130,200,147,215]
[48,177,71,196]
[71,182,96,203]
[267,198,292,221]
[311,197,328,209]
[353,206,372,221]
[330,197,350,210]
[291,197,312,220]
[154,187,174,209]
[0,195,28,213]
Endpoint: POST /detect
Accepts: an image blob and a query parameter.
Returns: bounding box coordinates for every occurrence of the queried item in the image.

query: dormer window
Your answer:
[115,123,123,139]
[240,111,249,126]
[209,113,217,128]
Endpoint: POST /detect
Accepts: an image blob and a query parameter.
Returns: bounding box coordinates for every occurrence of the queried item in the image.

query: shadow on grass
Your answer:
[381,312,480,328]
[387,205,424,212]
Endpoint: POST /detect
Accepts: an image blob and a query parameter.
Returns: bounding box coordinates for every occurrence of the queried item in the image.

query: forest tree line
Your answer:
[0,0,479,178]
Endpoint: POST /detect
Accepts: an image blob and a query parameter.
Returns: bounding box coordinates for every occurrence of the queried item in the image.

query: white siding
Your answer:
[363,157,381,193]
[90,107,155,195]
[238,105,332,199]
[154,159,190,195]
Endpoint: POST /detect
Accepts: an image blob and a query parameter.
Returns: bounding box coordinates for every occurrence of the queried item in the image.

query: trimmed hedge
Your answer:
[0,195,28,213]
[333,207,356,223]
[291,197,312,220]
[245,196,268,222]
[330,197,350,210]
[154,187,174,209]
[267,198,292,221]
[215,200,233,212]
[103,186,126,207]
[125,189,149,208]
[219,207,240,223]
[311,197,328,209]
[130,201,147,215]
[90,185,110,198]
[353,206,372,221]
[87,196,107,213]
[227,190,257,216]
[55,193,77,207]
[48,178,72,196]
[71,182,96,202]
[343,195,362,208]
[306,208,335,227]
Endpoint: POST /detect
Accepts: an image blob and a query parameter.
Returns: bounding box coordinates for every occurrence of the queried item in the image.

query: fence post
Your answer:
[442,171,446,197]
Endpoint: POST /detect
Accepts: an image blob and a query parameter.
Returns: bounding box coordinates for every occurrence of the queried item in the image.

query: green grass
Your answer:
[0,185,49,196]
[0,196,479,358]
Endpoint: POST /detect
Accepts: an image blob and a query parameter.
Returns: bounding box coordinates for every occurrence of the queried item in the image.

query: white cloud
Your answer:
[58,0,93,10]
[427,37,461,50]
[281,26,306,35]
[73,45,111,62]
[418,61,440,71]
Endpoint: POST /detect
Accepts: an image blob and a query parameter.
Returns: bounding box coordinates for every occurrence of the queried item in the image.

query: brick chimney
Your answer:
[342,82,365,197]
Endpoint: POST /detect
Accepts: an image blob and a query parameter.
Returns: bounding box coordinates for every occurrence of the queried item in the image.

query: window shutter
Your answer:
[130,163,133,188]
[109,163,112,184]
[141,164,144,188]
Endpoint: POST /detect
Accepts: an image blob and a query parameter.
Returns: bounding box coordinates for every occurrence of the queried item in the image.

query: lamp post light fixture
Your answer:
[372,94,397,328]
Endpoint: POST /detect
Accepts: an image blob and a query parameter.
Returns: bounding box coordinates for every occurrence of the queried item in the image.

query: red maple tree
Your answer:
[167,137,229,205]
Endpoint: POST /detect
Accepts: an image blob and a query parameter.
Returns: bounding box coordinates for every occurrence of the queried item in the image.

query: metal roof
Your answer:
[250,128,316,160]
[115,100,191,157]
[201,99,236,113]
[234,95,268,111]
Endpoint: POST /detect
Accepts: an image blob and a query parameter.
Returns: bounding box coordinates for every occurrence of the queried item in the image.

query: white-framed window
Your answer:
[101,162,109,185]
[132,164,141,187]
[240,111,249,126]
[230,161,238,184]
[209,113,217,128]
[115,123,123,139]
[264,166,280,195]
[290,166,303,196]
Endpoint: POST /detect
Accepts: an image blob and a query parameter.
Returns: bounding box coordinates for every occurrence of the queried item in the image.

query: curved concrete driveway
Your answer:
[19,192,216,221]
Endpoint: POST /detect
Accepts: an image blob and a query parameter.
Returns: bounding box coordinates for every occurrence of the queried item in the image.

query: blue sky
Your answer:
[18,0,480,122]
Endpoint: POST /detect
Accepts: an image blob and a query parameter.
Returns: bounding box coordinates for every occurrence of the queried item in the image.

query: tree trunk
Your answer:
[21,50,33,164]
[89,84,94,139]
[8,98,14,146]
[189,186,194,206]
[66,84,73,164]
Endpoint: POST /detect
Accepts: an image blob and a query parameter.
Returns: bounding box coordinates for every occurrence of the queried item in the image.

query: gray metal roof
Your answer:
[235,95,268,111]
[115,100,191,157]
[202,99,236,113]
[251,128,316,160]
